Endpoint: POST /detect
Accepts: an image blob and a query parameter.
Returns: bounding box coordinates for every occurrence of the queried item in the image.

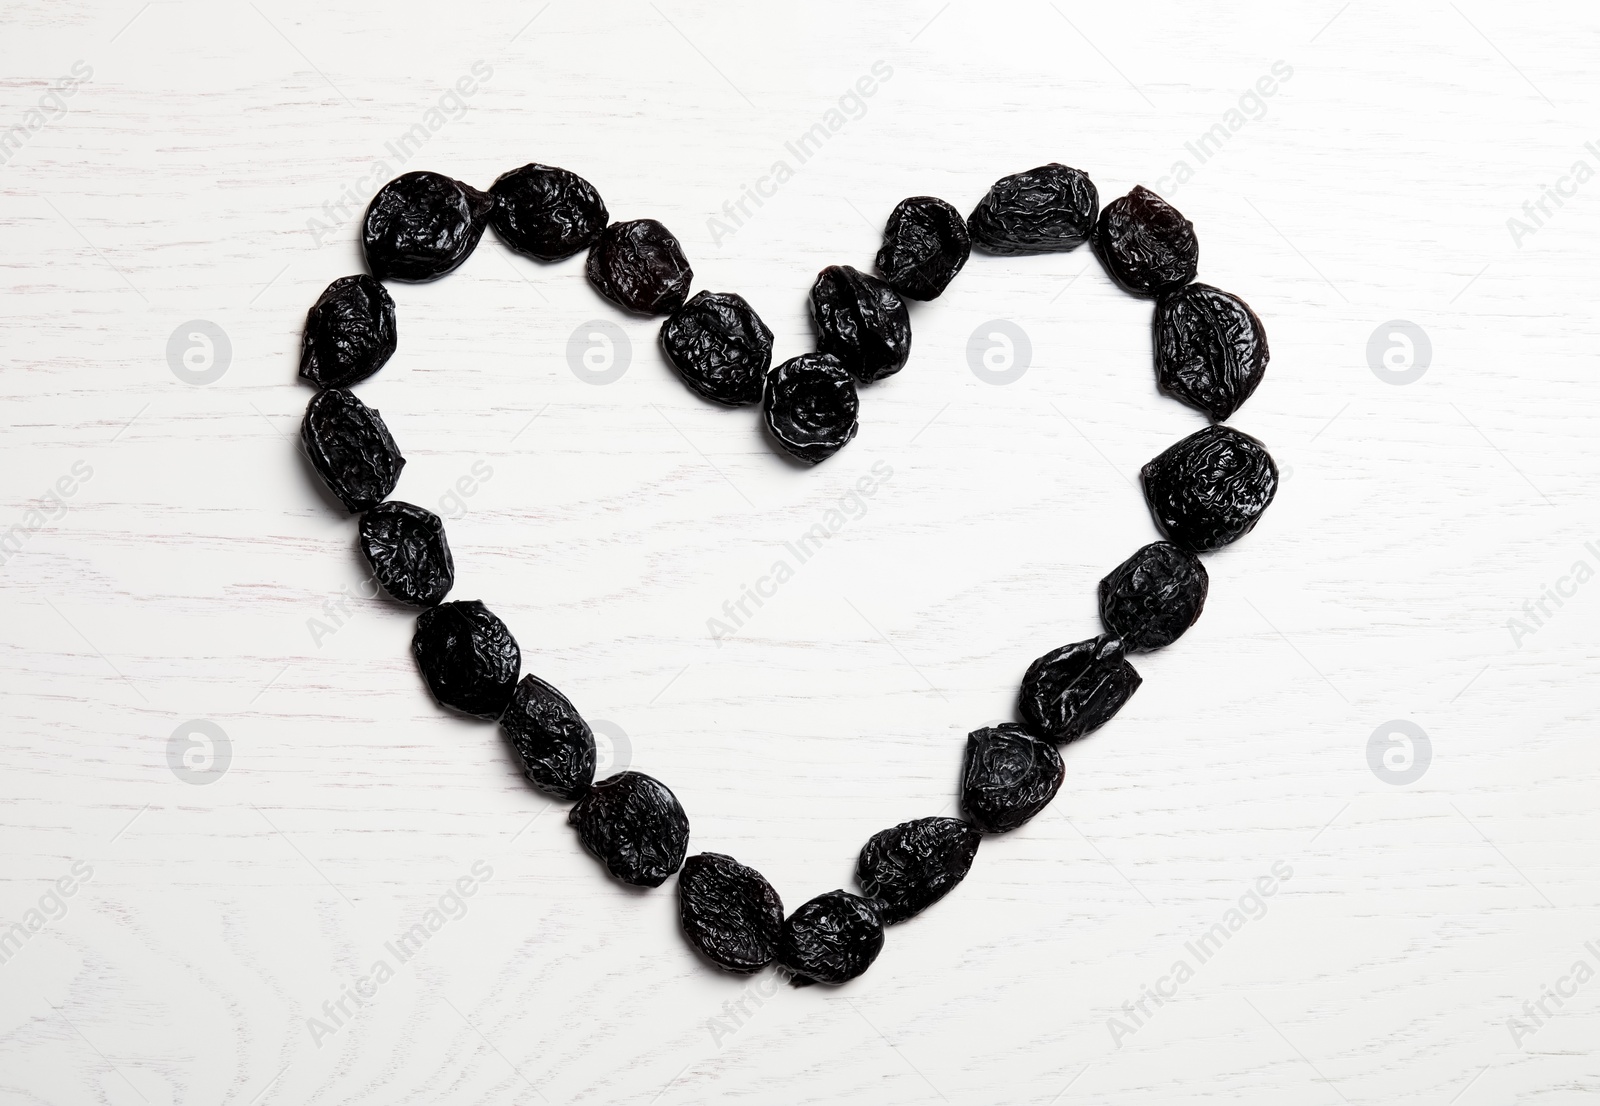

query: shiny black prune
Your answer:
[1141,424,1279,551]
[659,291,773,406]
[779,890,884,985]
[363,171,494,282]
[809,265,911,383]
[299,275,396,388]
[1098,542,1208,652]
[761,353,859,465]
[586,219,693,315]
[489,163,608,261]
[568,771,690,888]
[1154,283,1269,421]
[967,164,1099,255]
[1018,636,1141,744]
[874,196,970,301]
[500,673,596,800]
[961,725,1064,834]
[678,852,784,973]
[857,817,980,924]
[1093,185,1197,297]
[301,388,405,513]
[411,600,520,720]
[359,501,453,607]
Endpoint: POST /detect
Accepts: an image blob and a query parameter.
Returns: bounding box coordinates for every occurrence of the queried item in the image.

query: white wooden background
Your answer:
[2,1,1598,1102]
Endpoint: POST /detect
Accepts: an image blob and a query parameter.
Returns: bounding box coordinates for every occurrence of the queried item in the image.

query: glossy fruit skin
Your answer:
[499,673,596,800]
[586,219,693,315]
[301,388,405,513]
[1018,636,1142,744]
[299,275,397,388]
[779,890,884,984]
[856,816,980,924]
[659,291,773,406]
[678,852,785,973]
[1153,283,1269,421]
[960,725,1064,833]
[809,265,911,383]
[761,353,859,465]
[358,501,454,607]
[363,171,495,282]
[411,600,521,720]
[967,164,1099,255]
[1093,185,1198,297]
[568,771,690,887]
[875,195,970,301]
[489,163,608,261]
[1098,542,1208,652]
[1141,424,1278,551]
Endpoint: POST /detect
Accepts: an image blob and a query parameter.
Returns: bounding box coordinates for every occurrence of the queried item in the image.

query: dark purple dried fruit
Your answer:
[659,291,773,406]
[1154,283,1269,421]
[489,163,608,261]
[411,600,520,720]
[809,265,911,383]
[1141,424,1278,551]
[780,890,884,984]
[857,816,980,924]
[500,673,596,800]
[586,219,693,315]
[967,164,1099,255]
[1093,185,1197,297]
[568,771,690,887]
[678,852,784,973]
[299,275,396,389]
[301,388,405,513]
[359,501,453,608]
[1018,635,1141,744]
[874,195,970,301]
[761,353,859,465]
[363,171,494,282]
[960,724,1064,833]
[1098,542,1208,652]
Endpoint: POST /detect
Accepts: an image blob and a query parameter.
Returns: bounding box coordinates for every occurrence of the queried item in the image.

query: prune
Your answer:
[301,388,405,513]
[856,816,980,924]
[568,771,690,887]
[299,275,396,388]
[779,890,884,985]
[960,724,1064,833]
[363,171,494,282]
[411,600,520,720]
[1098,542,1208,652]
[967,164,1099,255]
[659,291,773,406]
[359,501,453,607]
[500,673,596,800]
[1018,636,1141,744]
[761,353,859,465]
[874,196,970,301]
[1153,283,1269,421]
[678,852,784,973]
[1093,185,1198,297]
[809,265,911,383]
[586,219,693,315]
[1141,424,1279,551]
[489,163,608,261]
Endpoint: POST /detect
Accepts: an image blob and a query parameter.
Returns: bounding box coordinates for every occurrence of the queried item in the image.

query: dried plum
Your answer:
[363,171,494,282]
[1141,424,1278,551]
[568,771,690,887]
[299,275,396,389]
[809,265,911,383]
[586,219,693,315]
[659,291,773,406]
[678,852,784,973]
[875,195,970,301]
[1093,185,1197,297]
[967,164,1098,255]
[1098,542,1207,652]
[301,388,405,513]
[411,600,520,720]
[359,501,453,607]
[1018,636,1141,743]
[761,353,859,465]
[1154,283,1269,421]
[960,724,1064,833]
[856,817,980,924]
[489,163,608,261]
[500,673,596,800]
[779,890,884,984]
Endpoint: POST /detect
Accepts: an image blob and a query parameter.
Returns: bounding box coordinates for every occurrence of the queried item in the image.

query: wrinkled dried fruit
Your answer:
[780,890,884,984]
[568,771,690,887]
[1142,424,1278,551]
[678,852,784,973]
[875,195,970,301]
[1018,636,1141,743]
[359,501,454,607]
[301,388,405,513]
[960,724,1065,833]
[1099,542,1208,652]
[299,275,397,389]
[411,600,520,720]
[489,163,608,261]
[967,163,1099,255]
[809,265,911,383]
[586,219,693,315]
[761,353,859,465]
[1154,283,1269,421]
[363,171,494,282]
[857,816,980,924]
[659,291,773,406]
[500,673,596,800]
[1093,185,1198,297]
